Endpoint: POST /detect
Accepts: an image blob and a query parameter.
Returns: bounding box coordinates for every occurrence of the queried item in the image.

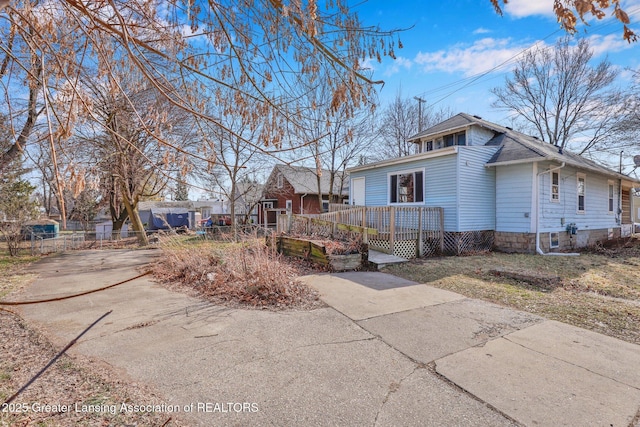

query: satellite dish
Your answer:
[634,155,640,168]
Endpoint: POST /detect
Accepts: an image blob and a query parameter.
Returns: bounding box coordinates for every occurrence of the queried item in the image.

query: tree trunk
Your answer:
[119,181,148,246]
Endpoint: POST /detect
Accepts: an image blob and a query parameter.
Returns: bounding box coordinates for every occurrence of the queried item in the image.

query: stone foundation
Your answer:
[494,228,621,254]
[493,232,536,253]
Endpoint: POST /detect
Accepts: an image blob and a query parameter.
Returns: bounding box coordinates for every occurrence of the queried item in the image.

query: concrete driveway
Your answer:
[12,250,640,426]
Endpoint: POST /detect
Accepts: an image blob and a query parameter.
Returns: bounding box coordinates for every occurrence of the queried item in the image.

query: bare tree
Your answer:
[491,37,629,155]
[195,104,270,234]
[80,69,199,245]
[376,91,453,159]
[1,0,402,171]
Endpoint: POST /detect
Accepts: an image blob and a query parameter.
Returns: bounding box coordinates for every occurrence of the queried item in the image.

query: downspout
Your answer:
[300,194,307,215]
[535,162,578,256]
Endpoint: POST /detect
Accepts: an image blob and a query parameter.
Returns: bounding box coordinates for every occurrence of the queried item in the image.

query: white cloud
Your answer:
[587,33,635,56]
[473,27,491,35]
[503,0,555,18]
[383,56,413,77]
[414,38,537,77]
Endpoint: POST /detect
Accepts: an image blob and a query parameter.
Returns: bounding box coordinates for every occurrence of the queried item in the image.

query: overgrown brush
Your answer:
[151,238,322,309]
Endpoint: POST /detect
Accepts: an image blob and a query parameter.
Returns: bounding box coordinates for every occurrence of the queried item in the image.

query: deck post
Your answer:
[417,207,423,257]
[389,206,395,255]
[361,207,368,244]
[439,207,445,254]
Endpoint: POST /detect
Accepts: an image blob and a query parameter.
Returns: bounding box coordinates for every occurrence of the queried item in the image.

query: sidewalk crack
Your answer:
[373,363,427,426]
[502,335,640,392]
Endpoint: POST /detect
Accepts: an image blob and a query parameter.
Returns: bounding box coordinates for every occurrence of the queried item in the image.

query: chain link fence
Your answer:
[3,230,155,256]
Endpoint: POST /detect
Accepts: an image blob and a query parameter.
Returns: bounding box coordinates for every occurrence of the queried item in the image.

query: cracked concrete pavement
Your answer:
[11,250,640,426]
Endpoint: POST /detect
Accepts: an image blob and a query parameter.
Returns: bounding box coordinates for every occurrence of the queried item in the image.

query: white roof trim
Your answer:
[349,146,458,173]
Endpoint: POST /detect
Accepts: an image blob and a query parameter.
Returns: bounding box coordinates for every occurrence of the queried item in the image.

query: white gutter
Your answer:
[300,194,307,215]
[535,162,579,256]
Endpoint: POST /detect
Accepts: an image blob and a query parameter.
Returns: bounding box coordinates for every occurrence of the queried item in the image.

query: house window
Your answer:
[389,170,424,204]
[276,173,283,189]
[550,232,559,248]
[577,173,586,213]
[286,200,292,213]
[321,197,329,212]
[426,141,433,152]
[444,134,455,147]
[608,181,614,213]
[551,171,559,202]
[456,132,466,146]
[263,201,273,210]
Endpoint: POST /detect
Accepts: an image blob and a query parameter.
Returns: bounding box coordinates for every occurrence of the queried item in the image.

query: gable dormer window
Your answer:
[277,173,283,188]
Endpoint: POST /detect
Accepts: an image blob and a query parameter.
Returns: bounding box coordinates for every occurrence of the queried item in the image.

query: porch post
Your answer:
[389,206,395,255]
[417,207,423,257]
[362,207,368,244]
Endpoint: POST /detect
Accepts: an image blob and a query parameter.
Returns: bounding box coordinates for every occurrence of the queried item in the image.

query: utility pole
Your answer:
[414,96,426,132]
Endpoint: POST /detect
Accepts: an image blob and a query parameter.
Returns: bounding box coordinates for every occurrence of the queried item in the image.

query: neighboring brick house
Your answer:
[259,164,349,227]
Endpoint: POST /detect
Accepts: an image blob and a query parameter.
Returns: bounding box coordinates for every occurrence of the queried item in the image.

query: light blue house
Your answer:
[349,113,638,254]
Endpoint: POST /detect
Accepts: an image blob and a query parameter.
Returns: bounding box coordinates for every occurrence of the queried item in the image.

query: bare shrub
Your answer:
[151,238,322,309]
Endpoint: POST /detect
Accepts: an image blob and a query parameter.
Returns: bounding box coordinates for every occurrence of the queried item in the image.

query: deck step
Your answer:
[368,250,408,269]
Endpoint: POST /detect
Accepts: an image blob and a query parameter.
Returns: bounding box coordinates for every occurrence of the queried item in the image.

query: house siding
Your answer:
[457,146,498,231]
[495,163,534,233]
[467,125,496,146]
[537,163,620,233]
[349,153,460,231]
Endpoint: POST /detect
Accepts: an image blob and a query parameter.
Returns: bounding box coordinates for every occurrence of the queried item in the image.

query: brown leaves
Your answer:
[490,0,636,42]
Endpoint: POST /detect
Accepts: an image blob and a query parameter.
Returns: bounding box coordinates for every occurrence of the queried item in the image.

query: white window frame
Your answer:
[388,168,425,205]
[577,173,586,214]
[263,201,273,210]
[425,140,433,152]
[608,180,614,214]
[285,200,292,213]
[550,232,559,248]
[276,173,283,189]
[550,171,560,203]
[321,197,329,212]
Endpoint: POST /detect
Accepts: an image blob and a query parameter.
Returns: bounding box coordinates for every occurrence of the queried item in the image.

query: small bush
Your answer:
[151,239,322,309]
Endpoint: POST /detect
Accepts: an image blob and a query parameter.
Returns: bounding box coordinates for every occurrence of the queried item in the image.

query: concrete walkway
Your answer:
[302,272,640,427]
[11,250,640,426]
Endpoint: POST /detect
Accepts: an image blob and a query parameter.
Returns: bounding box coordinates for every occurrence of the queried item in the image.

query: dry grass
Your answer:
[151,236,323,310]
[385,238,640,345]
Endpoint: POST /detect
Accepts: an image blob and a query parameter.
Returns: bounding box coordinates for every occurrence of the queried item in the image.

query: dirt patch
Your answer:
[488,269,563,291]
[0,312,187,426]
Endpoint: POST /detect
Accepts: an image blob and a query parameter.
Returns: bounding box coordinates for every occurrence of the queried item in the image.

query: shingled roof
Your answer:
[271,164,349,195]
[410,113,637,183]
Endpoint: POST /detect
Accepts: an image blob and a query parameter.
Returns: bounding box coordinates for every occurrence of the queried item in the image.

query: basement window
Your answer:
[550,232,559,248]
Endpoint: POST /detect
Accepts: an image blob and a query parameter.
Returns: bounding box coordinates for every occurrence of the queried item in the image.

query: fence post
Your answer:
[439,207,445,254]
[361,207,368,244]
[389,206,395,256]
[417,207,423,257]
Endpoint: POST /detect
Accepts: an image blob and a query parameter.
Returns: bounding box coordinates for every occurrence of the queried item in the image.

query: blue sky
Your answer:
[355,0,640,124]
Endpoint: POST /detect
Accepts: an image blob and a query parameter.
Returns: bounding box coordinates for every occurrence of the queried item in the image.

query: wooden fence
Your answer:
[278,205,444,258]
